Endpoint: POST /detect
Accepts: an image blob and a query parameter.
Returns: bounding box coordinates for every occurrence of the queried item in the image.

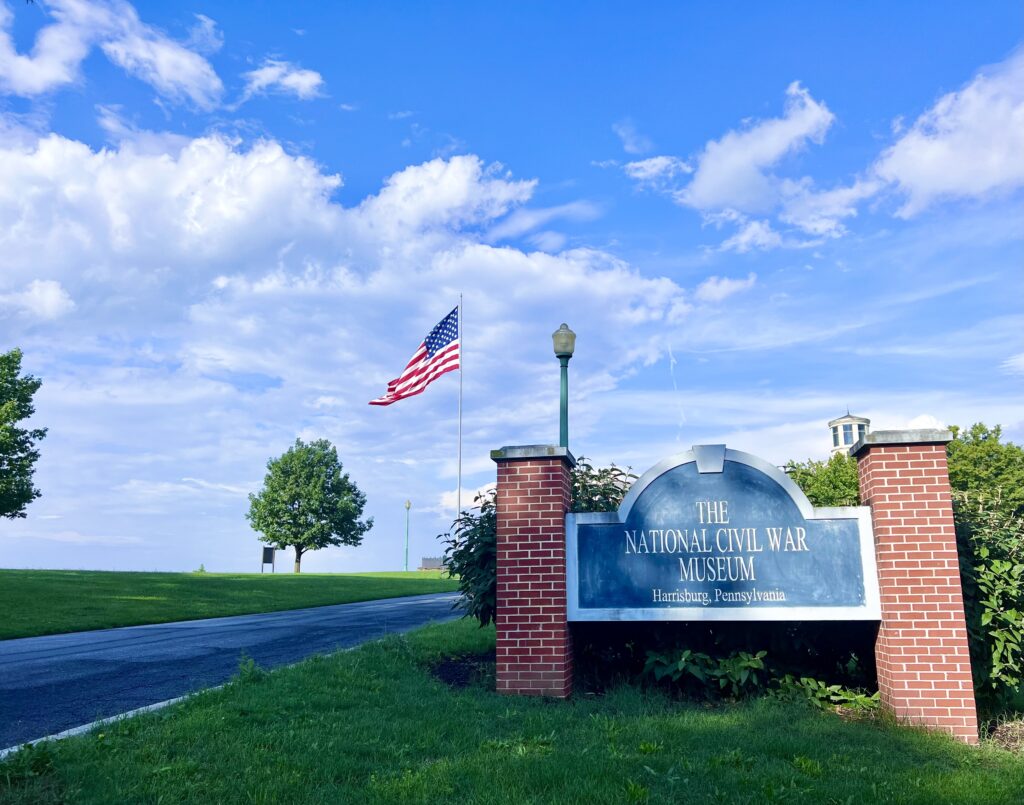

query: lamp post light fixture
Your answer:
[404,499,411,573]
[551,323,576,449]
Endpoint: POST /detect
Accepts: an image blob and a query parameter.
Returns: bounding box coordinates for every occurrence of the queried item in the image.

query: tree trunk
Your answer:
[294,548,303,574]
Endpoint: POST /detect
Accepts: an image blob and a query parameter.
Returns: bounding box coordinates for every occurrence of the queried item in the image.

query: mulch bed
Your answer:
[990,719,1024,753]
[429,651,496,689]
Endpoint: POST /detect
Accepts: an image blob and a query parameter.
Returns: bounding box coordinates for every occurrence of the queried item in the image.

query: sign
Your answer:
[567,445,880,621]
[261,546,275,572]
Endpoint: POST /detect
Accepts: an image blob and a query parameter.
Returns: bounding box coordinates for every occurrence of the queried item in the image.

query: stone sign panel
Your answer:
[567,445,880,621]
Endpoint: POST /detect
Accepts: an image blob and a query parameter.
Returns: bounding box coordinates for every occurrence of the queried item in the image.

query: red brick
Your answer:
[493,450,574,698]
[857,442,978,744]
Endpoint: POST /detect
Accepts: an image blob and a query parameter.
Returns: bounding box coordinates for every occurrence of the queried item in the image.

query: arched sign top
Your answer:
[567,444,880,622]
[618,445,819,522]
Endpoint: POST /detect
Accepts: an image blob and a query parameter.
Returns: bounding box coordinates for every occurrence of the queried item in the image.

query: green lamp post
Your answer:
[551,323,576,449]
[404,499,411,572]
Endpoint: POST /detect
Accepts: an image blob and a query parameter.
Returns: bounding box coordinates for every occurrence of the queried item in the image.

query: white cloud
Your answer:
[0,134,343,278]
[906,414,946,430]
[1002,353,1024,376]
[694,272,757,303]
[355,155,535,236]
[186,13,223,55]
[388,110,415,120]
[437,482,495,515]
[0,106,48,147]
[528,231,568,252]
[611,51,1024,252]
[614,82,836,251]
[778,178,881,238]
[0,279,75,319]
[0,0,223,109]
[96,104,191,154]
[680,81,834,213]
[9,529,143,546]
[486,200,600,241]
[0,0,95,95]
[718,219,783,253]
[239,58,325,103]
[874,48,1024,216]
[118,477,250,498]
[612,119,653,155]
[623,155,691,186]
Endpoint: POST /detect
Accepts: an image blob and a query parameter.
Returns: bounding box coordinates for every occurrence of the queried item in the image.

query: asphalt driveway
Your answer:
[0,592,461,749]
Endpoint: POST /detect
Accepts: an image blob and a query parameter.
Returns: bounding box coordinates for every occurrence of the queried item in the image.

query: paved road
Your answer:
[0,592,461,748]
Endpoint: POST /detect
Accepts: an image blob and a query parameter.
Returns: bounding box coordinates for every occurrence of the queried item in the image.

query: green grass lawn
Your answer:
[2,620,1021,804]
[0,569,458,640]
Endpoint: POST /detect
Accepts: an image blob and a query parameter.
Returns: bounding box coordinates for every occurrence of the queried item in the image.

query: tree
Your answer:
[947,424,1024,518]
[786,425,1024,710]
[247,439,372,573]
[0,349,47,519]
[783,452,860,507]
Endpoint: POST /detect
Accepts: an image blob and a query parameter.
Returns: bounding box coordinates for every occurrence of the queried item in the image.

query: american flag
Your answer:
[368,307,460,406]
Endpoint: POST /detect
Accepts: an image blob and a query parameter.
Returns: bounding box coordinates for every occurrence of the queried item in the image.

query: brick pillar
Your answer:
[853,430,978,744]
[491,445,575,697]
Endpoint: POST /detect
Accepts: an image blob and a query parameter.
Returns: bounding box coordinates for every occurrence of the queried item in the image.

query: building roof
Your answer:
[828,413,870,428]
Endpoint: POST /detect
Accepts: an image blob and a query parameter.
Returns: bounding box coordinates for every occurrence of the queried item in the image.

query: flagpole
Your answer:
[456,293,463,520]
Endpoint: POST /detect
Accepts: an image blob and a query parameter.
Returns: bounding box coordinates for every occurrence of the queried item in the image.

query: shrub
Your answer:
[954,490,1024,711]
[441,458,636,628]
[772,674,880,712]
[570,459,637,513]
[643,648,768,700]
[441,490,497,627]
[643,647,880,711]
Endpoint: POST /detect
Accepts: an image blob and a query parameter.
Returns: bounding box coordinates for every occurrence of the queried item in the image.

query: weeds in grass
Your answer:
[623,778,649,802]
[235,654,265,684]
[480,733,555,757]
[773,674,880,712]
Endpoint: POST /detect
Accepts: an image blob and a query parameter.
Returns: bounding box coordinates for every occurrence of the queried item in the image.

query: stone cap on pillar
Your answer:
[491,444,577,467]
[851,428,953,458]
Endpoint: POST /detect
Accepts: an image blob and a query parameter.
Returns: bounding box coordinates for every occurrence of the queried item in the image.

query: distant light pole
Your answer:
[404,499,411,572]
[551,323,576,449]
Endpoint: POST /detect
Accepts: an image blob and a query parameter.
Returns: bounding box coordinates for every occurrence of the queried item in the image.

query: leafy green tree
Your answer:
[0,349,47,519]
[247,439,372,573]
[786,425,1024,710]
[947,424,1024,518]
[442,458,637,627]
[783,453,860,507]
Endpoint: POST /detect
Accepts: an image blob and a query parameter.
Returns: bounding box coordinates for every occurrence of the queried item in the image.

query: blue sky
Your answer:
[1,1,1022,573]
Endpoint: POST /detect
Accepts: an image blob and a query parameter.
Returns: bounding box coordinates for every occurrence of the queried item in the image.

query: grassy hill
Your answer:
[0,569,457,640]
